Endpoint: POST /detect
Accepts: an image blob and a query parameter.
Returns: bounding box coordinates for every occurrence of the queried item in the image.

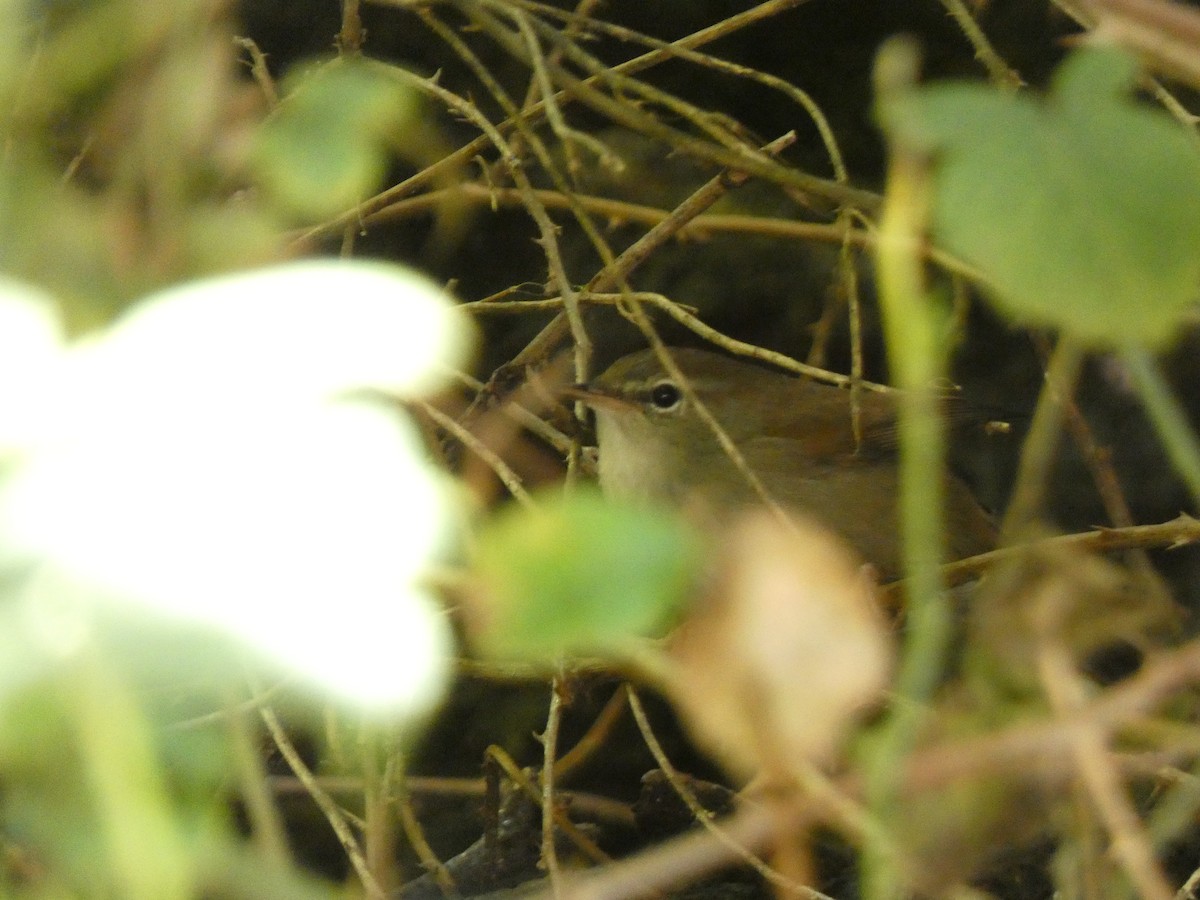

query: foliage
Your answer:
[886,45,1200,348]
[471,488,703,661]
[4,0,1200,898]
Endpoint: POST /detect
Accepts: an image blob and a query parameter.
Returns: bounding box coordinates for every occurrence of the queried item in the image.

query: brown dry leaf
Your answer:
[666,510,894,779]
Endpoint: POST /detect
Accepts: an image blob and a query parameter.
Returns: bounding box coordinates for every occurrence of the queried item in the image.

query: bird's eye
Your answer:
[648,381,682,411]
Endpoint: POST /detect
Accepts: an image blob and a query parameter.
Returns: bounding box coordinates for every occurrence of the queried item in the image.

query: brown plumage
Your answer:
[573,347,996,581]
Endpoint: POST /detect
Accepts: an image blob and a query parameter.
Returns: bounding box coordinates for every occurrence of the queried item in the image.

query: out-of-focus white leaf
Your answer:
[0,278,66,449]
[0,261,474,717]
[0,401,456,711]
[52,261,470,436]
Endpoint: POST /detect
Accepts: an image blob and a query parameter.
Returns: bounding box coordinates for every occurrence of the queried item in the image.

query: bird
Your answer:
[566,346,996,581]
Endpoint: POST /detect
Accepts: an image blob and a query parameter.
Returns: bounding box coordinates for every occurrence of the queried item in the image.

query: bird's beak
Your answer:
[559,383,636,413]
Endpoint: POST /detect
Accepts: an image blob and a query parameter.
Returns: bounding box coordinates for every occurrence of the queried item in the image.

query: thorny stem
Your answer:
[626,689,834,900]
[294,0,835,246]
[540,678,565,896]
[999,338,1086,543]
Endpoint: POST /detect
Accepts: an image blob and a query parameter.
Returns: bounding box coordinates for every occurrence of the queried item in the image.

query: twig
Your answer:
[503,3,782,158]
[903,636,1200,792]
[396,767,459,894]
[516,0,603,119]
[938,0,1024,89]
[999,338,1086,542]
[257,702,385,899]
[1051,0,1200,129]
[269,772,637,828]
[362,183,861,246]
[1036,636,1173,900]
[598,133,796,294]
[1177,865,1200,900]
[446,368,576,456]
[407,17,596,371]
[232,37,278,106]
[511,8,623,177]
[510,0,849,182]
[301,0,816,246]
[490,132,798,383]
[338,0,365,54]
[537,803,786,900]
[553,684,629,781]
[1081,0,1200,94]
[540,678,566,897]
[169,679,289,730]
[456,0,878,212]
[337,0,366,257]
[929,514,1200,589]
[415,399,535,507]
[842,211,867,447]
[569,290,893,389]
[224,684,292,869]
[627,689,832,899]
[484,746,611,865]
[361,725,400,892]
[1034,335,1165,592]
[530,636,1200,900]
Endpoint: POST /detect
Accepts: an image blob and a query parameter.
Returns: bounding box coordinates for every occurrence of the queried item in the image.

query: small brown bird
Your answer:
[568,347,996,581]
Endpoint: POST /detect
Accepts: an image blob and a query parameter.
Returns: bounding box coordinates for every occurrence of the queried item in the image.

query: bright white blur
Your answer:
[0,260,474,717]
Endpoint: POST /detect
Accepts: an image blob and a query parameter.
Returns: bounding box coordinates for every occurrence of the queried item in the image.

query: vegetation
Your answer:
[3,1,1200,898]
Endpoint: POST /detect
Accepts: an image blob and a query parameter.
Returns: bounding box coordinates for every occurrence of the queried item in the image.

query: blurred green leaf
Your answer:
[473,490,703,662]
[35,3,179,109]
[251,58,421,220]
[890,46,1200,347]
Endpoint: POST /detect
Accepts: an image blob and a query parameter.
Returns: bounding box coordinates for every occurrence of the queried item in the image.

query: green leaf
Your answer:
[891,46,1200,347]
[473,490,703,662]
[251,58,420,221]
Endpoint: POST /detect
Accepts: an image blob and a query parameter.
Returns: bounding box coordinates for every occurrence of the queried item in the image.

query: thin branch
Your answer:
[938,0,1024,88]
[627,689,833,900]
[399,18,594,370]
[582,291,892,391]
[361,726,400,893]
[537,637,1200,900]
[924,514,1200,591]
[499,2,781,158]
[415,399,536,507]
[999,338,1086,543]
[539,678,566,897]
[485,132,798,383]
[360,183,860,246]
[446,368,576,456]
[511,8,623,177]
[232,36,278,106]
[456,0,878,212]
[257,702,385,899]
[338,0,365,54]
[553,684,629,781]
[484,746,611,866]
[224,684,292,869]
[1037,637,1173,900]
[594,132,797,296]
[510,0,849,182]
[396,779,459,895]
[301,0,819,245]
